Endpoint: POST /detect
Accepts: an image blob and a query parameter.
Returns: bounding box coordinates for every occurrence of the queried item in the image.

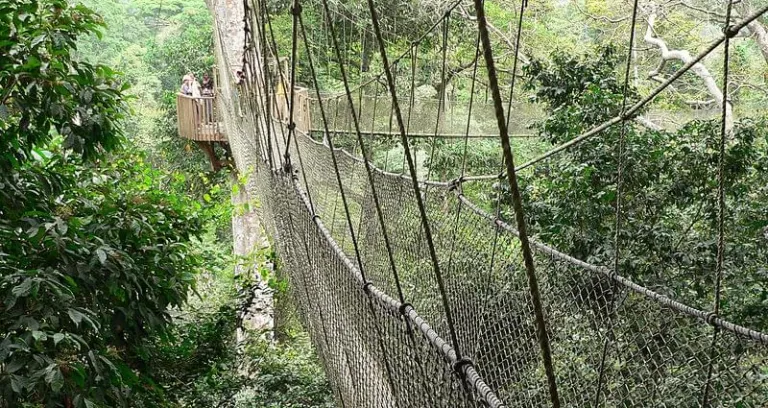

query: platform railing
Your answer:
[177,93,224,141]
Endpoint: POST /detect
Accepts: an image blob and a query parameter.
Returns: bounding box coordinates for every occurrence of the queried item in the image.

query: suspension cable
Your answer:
[473,0,560,406]
[701,1,735,406]
[365,0,465,366]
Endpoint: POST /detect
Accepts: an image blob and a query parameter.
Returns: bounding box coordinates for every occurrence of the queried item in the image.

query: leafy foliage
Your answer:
[515,46,768,326]
[0,148,206,407]
[0,0,129,169]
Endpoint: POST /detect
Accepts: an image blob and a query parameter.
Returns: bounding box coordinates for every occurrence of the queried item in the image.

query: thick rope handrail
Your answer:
[308,128,535,139]
[453,190,768,345]
[291,169,507,408]
[288,115,768,346]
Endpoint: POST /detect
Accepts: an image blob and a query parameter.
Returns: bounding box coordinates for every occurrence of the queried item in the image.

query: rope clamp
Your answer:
[452,357,475,377]
[705,311,719,325]
[398,302,413,316]
[287,122,296,131]
[291,4,302,16]
[723,25,739,39]
[447,177,464,192]
[362,281,373,294]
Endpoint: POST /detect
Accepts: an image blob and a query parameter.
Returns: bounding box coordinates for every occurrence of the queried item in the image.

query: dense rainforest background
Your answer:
[1,0,767,407]
[0,0,333,407]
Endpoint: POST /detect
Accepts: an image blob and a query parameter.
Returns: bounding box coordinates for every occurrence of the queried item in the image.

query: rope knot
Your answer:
[452,357,475,377]
[398,302,413,316]
[291,4,302,16]
[723,25,739,39]
[287,122,296,131]
[705,311,718,325]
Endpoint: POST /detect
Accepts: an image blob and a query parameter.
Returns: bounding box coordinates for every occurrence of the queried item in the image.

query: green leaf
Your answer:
[68,308,85,327]
[96,248,107,265]
[10,375,25,393]
[32,330,46,342]
[53,333,65,345]
[12,279,33,297]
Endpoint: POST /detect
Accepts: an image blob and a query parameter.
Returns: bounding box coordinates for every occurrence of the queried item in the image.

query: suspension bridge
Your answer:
[181,0,768,406]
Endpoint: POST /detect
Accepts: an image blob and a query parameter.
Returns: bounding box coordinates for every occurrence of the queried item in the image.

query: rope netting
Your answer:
[209,0,768,406]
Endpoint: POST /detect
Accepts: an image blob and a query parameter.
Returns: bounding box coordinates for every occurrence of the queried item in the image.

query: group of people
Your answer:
[180,72,214,97]
[181,72,215,124]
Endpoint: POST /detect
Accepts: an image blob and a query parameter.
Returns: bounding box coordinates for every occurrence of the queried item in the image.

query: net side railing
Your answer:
[210,0,768,407]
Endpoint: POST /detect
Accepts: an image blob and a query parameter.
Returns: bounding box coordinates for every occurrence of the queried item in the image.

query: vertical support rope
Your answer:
[489,0,526,284]
[263,3,317,216]
[311,2,415,405]
[403,46,418,176]
[298,17,434,402]
[426,16,450,183]
[282,0,302,166]
[443,33,481,391]
[366,0,465,363]
[593,0,640,404]
[472,0,560,406]
[702,1,735,406]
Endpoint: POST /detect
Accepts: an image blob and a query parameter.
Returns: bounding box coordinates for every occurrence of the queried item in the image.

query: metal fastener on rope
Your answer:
[288,122,296,131]
[311,214,321,222]
[362,282,373,294]
[398,302,413,316]
[291,4,302,15]
[724,24,739,38]
[447,177,464,191]
[705,311,719,325]
[453,357,475,379]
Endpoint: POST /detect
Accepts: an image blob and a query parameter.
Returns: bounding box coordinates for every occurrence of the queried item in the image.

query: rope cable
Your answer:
[594,0,641,404]
[426,15,450,184]
[365,0,465,364]
[472,0,561,406]
[702,1,734,405]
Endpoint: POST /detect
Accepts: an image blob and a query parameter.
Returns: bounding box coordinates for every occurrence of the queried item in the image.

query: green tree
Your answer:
[0,1,207,406]
[0,0,128,169]
[517,45,768,326]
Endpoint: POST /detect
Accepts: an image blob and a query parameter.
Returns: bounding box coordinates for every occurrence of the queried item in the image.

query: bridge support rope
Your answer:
[208,0,768,406]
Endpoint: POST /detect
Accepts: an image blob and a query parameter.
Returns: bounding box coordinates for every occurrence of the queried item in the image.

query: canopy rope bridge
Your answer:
[207,0,768,406]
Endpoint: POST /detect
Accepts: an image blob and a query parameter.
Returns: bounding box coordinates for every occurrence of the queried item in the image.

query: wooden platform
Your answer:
[177,93,226,142]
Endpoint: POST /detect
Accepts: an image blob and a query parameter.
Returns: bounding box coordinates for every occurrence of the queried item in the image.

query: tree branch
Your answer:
[457,4,530,64]
[645,11,733,133]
